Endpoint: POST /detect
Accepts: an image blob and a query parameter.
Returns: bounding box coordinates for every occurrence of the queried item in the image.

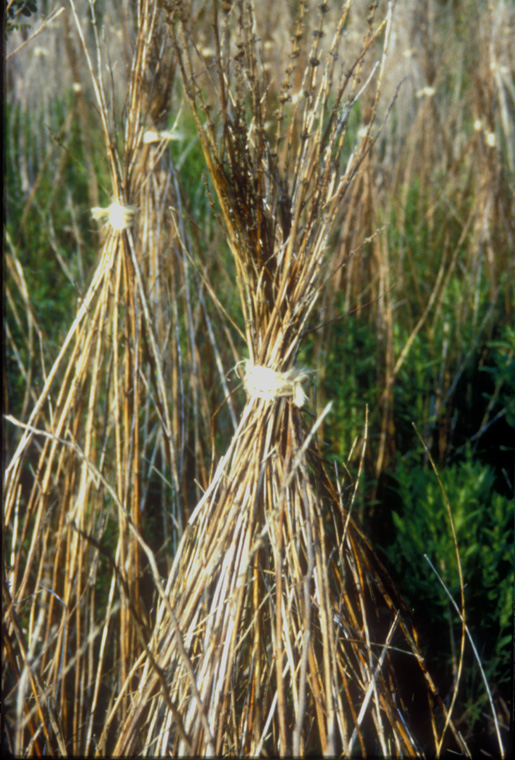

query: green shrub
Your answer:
[379,448,513,719]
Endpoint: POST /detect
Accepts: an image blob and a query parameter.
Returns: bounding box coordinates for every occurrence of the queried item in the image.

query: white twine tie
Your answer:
[243,361,310,408]
[91,202,135,231]
[142,128,185,144]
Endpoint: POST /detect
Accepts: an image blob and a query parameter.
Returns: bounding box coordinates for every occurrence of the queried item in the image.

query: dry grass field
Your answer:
[3,0,514,756]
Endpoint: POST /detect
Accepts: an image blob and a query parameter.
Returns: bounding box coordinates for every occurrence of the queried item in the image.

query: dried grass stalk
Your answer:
[113,2,469,756]
[3,1,219,754]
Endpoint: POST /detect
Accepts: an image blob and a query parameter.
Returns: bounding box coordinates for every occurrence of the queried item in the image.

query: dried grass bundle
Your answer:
[112,1,470,756]
[3,1,216,754]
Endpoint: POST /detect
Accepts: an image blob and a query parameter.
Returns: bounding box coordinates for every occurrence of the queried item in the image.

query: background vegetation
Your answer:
[4,0,514,755]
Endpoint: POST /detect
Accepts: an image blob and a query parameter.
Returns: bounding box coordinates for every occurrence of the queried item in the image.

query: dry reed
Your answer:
[3,0,224,753]
[109,1,469,755]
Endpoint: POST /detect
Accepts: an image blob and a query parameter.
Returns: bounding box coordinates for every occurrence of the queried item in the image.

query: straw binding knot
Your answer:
[243,361,310,407]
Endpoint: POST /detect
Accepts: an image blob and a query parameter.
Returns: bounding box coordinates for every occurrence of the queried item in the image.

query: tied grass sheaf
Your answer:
[3,0,514,758]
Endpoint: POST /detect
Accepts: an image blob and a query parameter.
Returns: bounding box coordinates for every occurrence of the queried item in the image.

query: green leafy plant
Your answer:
[5,1,38,35]
[380,448,513,726]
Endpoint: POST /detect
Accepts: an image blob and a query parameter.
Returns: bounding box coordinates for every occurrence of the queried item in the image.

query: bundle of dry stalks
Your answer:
[110,1,470,756]
[3,0,228,754]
